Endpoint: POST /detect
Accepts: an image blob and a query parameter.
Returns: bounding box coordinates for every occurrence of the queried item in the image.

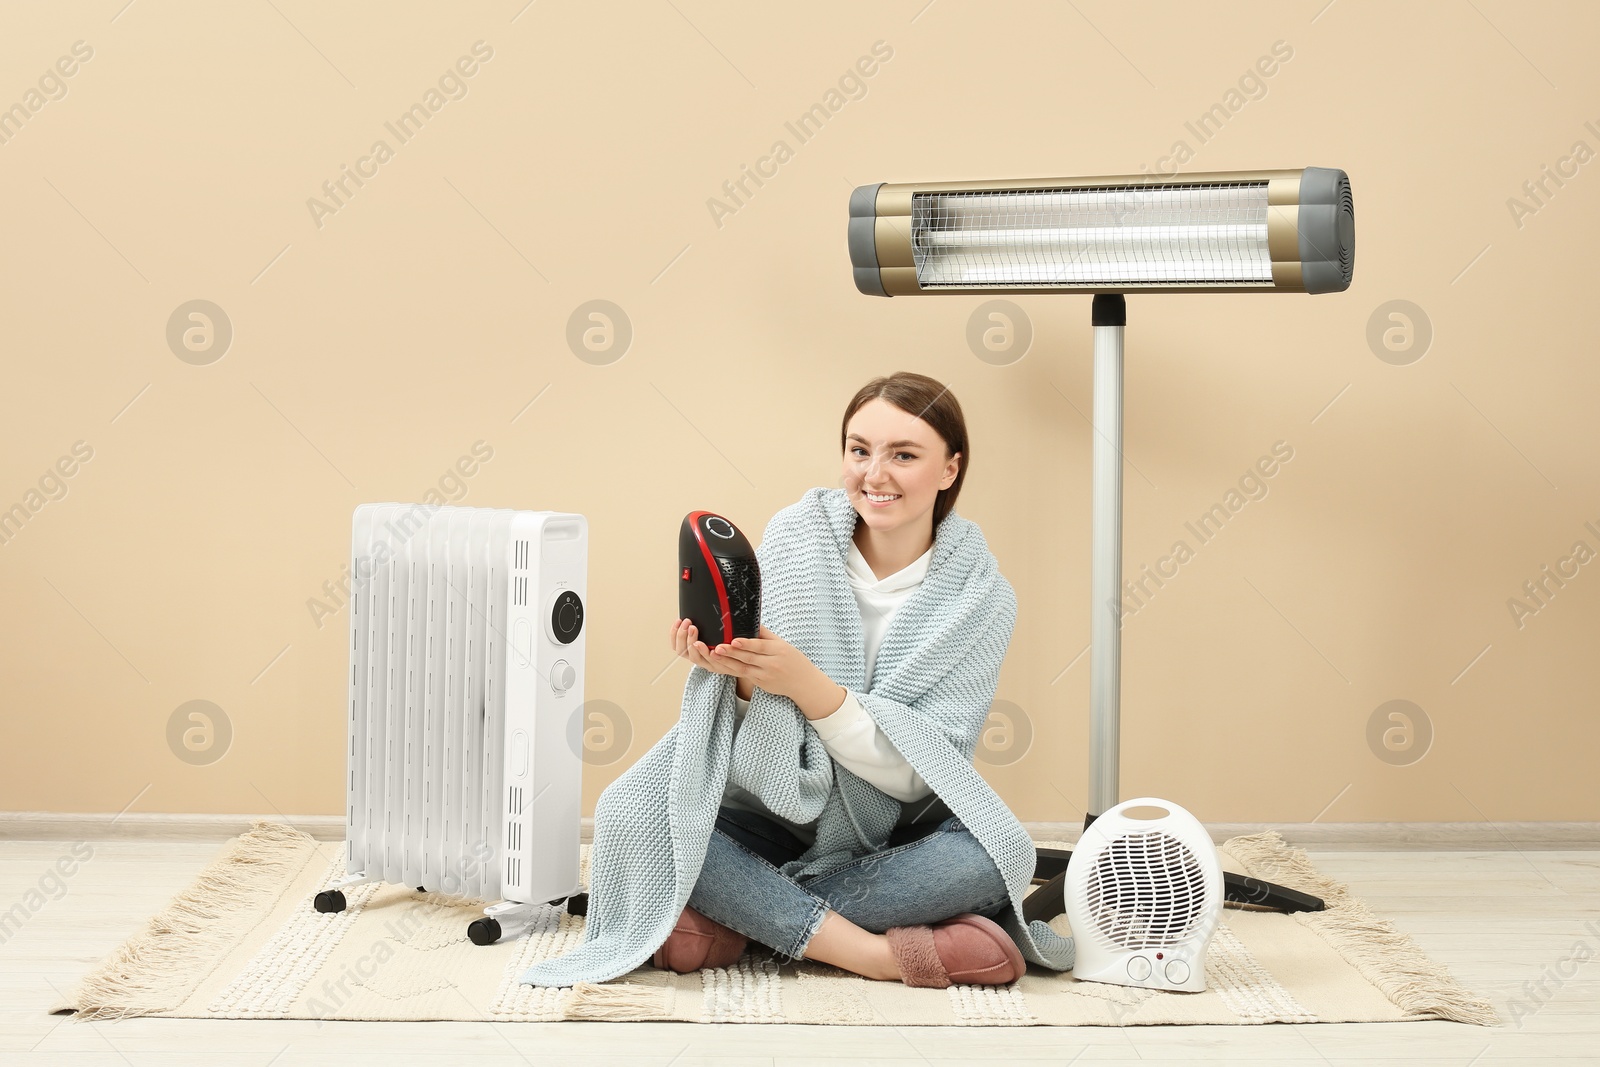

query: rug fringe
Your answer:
[563,979,674,1020]
[69,820,318,1021]
[1223,831,1500,1026]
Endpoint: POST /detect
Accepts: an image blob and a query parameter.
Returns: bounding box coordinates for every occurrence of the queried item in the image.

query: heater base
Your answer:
[467,891,590,945]
[467,917,502,946]
[312,879,443,916]
[540,892,588,915]
[311,871,381,914]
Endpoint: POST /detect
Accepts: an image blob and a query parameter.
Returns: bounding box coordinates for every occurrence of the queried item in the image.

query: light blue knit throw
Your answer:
[520,486,1074,986]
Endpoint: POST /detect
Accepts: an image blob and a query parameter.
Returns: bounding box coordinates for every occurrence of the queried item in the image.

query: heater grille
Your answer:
[911,181,1272,289]
[1080,829,1209,951]
[505,786,523,870]
[1336,177,1354,278]
[714,555,762,635]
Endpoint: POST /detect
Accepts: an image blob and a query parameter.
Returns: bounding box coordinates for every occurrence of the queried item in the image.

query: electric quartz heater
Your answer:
[678,510,762,646]
[1063,798,1224,992]
[847,168,1353,297]
[849,169,1351,920]
[311,503,590,946]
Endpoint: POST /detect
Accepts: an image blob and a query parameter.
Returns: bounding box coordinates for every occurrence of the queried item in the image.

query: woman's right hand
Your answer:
[670,618,748,695]
[669,617,700,659]
[671,618,727,673]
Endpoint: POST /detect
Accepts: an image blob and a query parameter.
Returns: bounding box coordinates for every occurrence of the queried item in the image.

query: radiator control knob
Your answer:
[1126,955,1152,982]
[551,659,576,694]
[1164,959,1190,985]
[548,590,584,645]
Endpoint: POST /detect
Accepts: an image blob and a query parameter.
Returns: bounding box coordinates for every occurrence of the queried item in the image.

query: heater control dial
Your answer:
[1164,959,1190,985]
[548,590,584,645]
[550,659,576,694]
[1127,956,1152,982]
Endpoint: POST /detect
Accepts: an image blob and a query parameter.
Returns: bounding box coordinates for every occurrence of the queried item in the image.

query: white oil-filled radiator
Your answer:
[309,503,589,945]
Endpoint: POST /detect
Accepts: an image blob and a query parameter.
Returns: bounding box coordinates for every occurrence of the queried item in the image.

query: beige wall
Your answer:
[2,2,1595,825]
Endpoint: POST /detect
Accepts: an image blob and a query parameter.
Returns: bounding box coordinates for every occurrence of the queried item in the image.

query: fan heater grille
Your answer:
[1081,829,1210,951]
[715,555,762,612]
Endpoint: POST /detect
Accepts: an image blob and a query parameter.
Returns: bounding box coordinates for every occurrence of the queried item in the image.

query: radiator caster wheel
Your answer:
[567,892,588,917]
[468,917,502,946]
[313,890,347,914]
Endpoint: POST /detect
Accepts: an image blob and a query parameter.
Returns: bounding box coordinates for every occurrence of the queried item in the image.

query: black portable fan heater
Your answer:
[679,511,762,645]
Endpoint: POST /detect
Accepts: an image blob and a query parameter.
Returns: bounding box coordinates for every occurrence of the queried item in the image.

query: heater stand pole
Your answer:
[1025,292,1326,920]
[1087,294,1125,823]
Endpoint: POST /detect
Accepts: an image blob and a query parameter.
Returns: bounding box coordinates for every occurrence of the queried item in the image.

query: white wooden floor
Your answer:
[2,838,1596,1066]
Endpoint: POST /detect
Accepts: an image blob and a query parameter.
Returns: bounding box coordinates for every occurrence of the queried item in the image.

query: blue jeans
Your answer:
[686,804,1012,963]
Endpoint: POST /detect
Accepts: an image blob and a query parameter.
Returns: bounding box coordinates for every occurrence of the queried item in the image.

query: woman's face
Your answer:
[842,398,960,535]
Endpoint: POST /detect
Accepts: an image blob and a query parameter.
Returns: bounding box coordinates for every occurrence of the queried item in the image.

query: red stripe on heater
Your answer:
[686,510,734,647]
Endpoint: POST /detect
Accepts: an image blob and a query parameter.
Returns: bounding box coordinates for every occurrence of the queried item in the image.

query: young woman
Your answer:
[658,371,1029,987]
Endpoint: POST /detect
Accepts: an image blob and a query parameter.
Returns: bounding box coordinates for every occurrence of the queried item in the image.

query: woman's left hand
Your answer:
[699,624,816,701]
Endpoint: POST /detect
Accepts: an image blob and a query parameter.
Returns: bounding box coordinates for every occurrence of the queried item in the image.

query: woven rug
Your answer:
[57,821,1495,1026]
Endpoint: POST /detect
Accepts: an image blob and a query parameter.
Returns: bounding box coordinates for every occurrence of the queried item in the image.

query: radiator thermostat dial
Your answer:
[548,589,584,645]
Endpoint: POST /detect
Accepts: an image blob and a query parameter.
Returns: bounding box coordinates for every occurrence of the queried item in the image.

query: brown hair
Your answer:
[839,371,968,530]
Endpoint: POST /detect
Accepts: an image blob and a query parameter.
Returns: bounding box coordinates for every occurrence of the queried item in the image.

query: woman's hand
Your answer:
[670,618,741,679]
[704,625,823,703]
[670,620,845,718]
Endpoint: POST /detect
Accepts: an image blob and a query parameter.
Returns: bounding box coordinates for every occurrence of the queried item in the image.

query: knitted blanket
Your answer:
[520,486,1074,986]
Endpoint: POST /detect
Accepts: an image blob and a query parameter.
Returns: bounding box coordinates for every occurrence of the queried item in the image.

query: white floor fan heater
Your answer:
[848,168,1353,921]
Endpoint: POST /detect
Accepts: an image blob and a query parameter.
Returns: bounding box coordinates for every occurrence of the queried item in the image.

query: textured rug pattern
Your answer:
[59,822,1497,1026]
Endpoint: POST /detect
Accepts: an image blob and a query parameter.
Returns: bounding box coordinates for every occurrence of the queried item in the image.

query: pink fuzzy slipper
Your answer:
[652,905,748,973]
[886,913,1027,987]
